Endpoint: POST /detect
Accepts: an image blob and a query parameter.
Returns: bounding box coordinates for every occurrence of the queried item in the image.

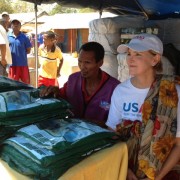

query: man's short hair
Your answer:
[79,41,105,62]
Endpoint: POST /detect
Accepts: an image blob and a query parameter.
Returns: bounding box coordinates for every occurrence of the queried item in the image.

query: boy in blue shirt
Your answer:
[8,19,31,84]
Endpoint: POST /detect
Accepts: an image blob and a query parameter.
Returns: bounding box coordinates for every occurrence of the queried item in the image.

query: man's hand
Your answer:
[57,70,61,78]
[39,85,60,98]
[1,59,7,67]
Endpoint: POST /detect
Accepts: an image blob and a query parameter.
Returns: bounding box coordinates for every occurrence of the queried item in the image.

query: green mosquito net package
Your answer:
[0,118,117,180]
[0,77,72,142]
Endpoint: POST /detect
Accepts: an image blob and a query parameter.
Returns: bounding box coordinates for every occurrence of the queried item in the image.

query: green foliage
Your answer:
[0,0,34,14]
[12,1,34,13]
[49,4,95,15]
[0,0,14,14]
[0,0,95,15]
[78,8,95,13]
[49,4,64,15]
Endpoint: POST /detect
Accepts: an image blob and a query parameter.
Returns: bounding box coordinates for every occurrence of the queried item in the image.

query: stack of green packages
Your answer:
[0,76,72,142]
[0,118,117,180]
[0,76,33,92]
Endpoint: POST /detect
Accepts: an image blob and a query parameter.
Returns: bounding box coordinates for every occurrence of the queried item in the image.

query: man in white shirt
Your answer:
[0,18,12,76]
[1,12,11,31]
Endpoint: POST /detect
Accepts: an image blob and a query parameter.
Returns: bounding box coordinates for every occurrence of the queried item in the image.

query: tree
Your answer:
[49,4,65,15]
[0,0,14,14]
[49,4,95,15]
[0,0,35,14]
[11,0,34,13]
[78,8,95,13]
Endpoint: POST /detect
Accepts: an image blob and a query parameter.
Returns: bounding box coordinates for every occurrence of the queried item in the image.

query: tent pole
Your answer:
[134,0,148,19]
[34,2,38,88]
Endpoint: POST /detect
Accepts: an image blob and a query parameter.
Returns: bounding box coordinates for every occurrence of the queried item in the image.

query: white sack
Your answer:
[101,53,118,79]
[117,53,130,82]
[89,18,120,54]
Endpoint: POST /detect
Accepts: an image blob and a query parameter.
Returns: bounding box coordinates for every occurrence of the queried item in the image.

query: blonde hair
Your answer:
[149,50,163,73]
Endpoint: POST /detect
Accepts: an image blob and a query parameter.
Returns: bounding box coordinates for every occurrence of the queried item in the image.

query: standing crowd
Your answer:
[0,11,180,180]
[0,12,63,86]
[0,12,31,83]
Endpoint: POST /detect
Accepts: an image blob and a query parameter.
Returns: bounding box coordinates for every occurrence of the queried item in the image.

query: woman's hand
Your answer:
[127,168,138,180]
[154,170,161,180]
[154,176,161,180]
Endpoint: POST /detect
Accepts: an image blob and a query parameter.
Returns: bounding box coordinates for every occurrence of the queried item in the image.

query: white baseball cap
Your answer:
[2,12,9,16]
[117,33,163,55]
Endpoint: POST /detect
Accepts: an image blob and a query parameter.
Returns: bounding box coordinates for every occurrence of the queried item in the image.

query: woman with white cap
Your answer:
[106,33,180,180]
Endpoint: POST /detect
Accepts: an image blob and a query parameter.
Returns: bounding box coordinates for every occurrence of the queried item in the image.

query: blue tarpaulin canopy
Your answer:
[21,0,180,19]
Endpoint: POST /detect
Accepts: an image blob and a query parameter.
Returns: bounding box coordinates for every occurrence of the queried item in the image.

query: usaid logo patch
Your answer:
[123,102,142,113]
[99,101,110,110]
